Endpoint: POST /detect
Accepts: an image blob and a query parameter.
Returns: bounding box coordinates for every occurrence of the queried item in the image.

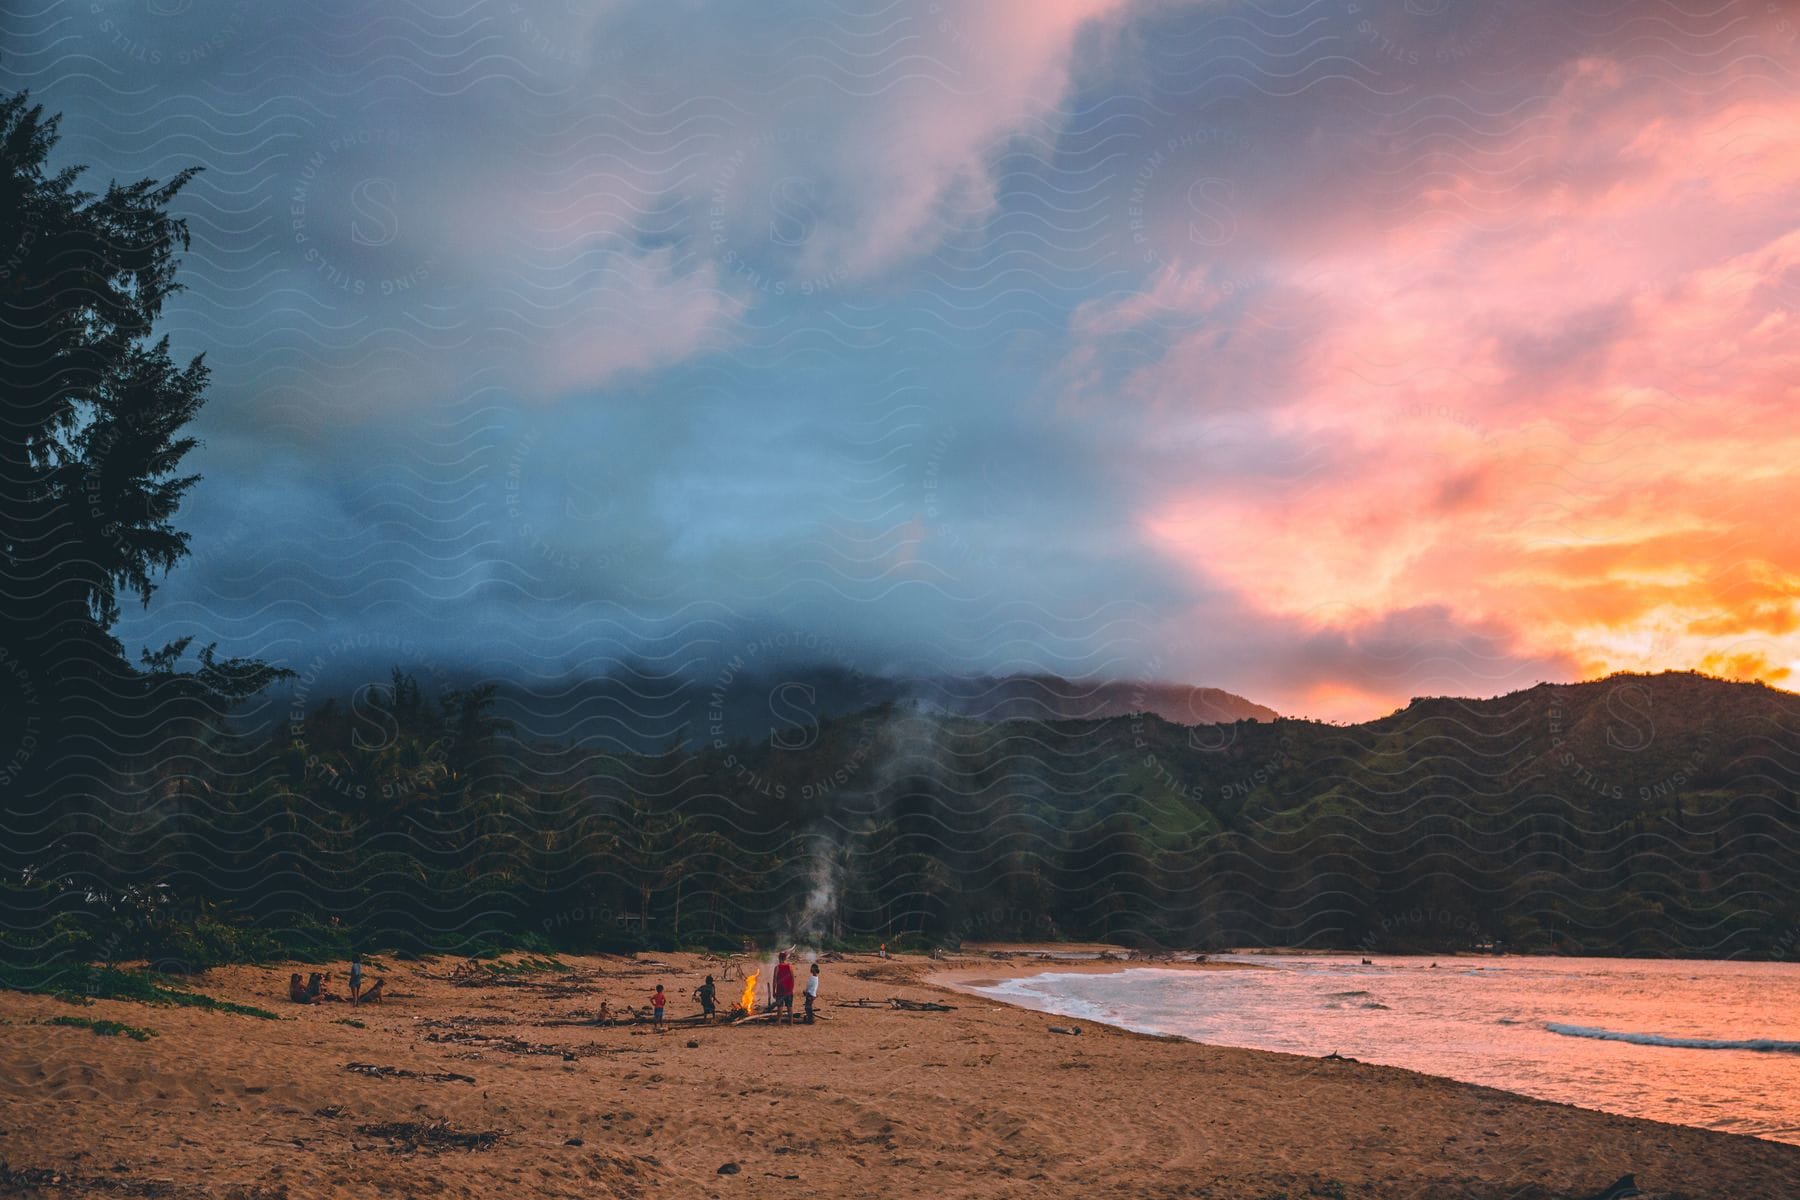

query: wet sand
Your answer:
[2,950,1796,1199]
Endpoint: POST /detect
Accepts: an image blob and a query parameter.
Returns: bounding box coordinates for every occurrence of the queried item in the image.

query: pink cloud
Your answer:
[535,246,744,395]
[1087,48,1800,715]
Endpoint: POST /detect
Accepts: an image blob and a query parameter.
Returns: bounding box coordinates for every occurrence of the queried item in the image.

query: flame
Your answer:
[740,971,758,1015]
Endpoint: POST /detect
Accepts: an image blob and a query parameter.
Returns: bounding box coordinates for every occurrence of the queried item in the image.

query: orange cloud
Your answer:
[1699,652,1793,685]
[1104,51,1800,715]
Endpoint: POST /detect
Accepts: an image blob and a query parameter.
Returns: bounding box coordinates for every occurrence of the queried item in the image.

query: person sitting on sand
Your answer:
[803,961,820,1024]
[310,971,344,1002]
[361,977,385,1004]
[651,984,666,1033]
[594,1000,612,1026]
[304,972,326,1003]
[773,952,796,1026]
[695,975,717,1022]
[289,973,311,1004]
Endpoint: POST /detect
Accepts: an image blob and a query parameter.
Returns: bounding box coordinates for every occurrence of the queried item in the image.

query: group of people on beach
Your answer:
[286,948,830,1028]
[289,953,383,1005]
[649,950,821,1032]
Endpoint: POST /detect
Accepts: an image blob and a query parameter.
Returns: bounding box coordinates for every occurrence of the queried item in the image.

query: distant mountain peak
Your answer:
[905,673,1279,726]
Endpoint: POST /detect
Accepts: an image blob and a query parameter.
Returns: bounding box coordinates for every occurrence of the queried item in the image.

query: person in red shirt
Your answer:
[651,984,666,1033]
[773,952,796,1025]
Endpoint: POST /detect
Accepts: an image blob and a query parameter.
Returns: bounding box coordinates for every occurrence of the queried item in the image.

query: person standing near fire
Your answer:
[803,960,820,1024]
[694,974,717,1022]
[773,951,797,1025]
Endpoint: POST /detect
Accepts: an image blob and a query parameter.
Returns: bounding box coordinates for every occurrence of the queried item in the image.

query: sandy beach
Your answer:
[3,951,1797,1200]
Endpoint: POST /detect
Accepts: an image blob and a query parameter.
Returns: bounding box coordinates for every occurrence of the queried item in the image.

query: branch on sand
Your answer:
[344,1062,476,1083]
[355,1118,505,1153]
[730,1011,783,1025]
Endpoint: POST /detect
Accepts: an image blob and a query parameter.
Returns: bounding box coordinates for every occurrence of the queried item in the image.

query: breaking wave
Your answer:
[1546,1023,1800,1054]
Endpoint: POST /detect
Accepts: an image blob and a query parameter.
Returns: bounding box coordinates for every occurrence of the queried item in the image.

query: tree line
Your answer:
[11,663,1799,969]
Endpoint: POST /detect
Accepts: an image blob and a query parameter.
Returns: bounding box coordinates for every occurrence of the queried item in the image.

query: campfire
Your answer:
[740,971,759,1015]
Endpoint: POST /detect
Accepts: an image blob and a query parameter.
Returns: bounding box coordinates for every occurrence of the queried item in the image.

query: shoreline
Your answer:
[927,956,1263,993]
[3,950,1796,1198]
[924,950,1800,1151]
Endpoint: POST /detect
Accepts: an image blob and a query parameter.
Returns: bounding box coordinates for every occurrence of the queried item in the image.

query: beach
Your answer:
[3,951,1797,1200]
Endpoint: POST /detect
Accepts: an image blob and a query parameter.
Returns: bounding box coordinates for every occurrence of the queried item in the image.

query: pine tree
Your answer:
[1,92,285,888]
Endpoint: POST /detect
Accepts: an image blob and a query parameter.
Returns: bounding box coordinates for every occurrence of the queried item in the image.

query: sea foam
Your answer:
[1545,1023,1800,1054]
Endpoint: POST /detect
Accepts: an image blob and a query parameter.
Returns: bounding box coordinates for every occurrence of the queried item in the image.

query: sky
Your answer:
[7,0,1799,724]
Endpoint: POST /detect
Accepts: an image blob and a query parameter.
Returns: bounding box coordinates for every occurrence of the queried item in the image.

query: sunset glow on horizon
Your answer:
[1128,57,1800,719]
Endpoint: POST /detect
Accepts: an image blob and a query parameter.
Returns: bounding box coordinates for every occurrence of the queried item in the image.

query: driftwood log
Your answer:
[344,1061,476,1083]
[730,1011,783,1025]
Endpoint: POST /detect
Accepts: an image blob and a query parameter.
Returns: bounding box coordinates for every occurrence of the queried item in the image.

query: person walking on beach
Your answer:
[773,951,796,1025]
[349,953,364,1006]
[652,984,667,1032]
[803,961,820,1024]
[695,974,717,1022]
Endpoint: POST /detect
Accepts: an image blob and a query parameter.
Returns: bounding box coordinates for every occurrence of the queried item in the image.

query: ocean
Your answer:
[969,954,1800,1145]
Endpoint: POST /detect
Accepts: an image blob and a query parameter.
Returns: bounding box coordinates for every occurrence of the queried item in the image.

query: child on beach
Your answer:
[652,984,666,1032]
[349,954,363,1005]
[695,975,716,1021]
[804,961,820,1024]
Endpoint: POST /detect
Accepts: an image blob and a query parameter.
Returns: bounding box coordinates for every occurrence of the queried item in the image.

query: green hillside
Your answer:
[7,671,1797,973]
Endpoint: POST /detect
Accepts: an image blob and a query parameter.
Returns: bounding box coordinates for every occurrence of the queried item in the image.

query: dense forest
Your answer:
[8,666,1800,971]
[4,90,1798,980]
